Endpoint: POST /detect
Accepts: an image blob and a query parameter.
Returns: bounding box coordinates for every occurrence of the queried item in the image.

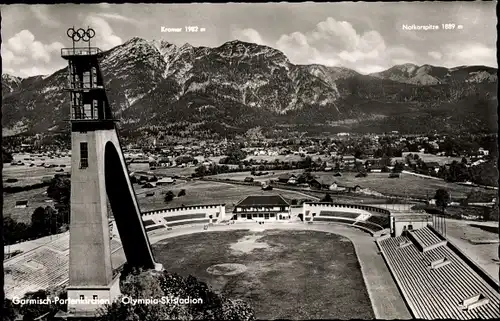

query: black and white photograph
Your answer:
[1,2,498,320]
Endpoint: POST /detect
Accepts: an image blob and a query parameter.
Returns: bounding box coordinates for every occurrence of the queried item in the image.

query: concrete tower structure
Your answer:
[61,27,162,318]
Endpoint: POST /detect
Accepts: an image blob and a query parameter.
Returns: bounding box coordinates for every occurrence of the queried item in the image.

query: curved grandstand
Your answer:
[4,201,500,320]
[303,202,391,236]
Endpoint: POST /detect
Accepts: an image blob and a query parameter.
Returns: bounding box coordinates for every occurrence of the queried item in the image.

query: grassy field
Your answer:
[209,169,496,201]
[129,163,198,177]
[152,229,374,320]
[135,180,314,212]
[211,170,305,182]
[3,154,71,187]
[3,187,54,224]
[395,152,464,165]
[312,172,496,200]
[244,154,306,163]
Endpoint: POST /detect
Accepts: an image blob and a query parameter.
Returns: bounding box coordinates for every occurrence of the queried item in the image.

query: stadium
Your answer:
[4,22,498,320]
[5,197,500,319]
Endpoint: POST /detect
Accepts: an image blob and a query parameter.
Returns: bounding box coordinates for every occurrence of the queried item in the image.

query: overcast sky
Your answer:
[1,2,497,78]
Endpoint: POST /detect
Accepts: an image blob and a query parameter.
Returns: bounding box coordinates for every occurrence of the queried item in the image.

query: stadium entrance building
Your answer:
[233,195,290,221]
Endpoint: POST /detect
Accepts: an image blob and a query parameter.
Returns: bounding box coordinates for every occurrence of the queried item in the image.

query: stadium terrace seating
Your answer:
[314,217,356,225]
[110,239,123,252]
[366,215,390,228]
[319,211,360,219]
[408,227,447,252]
[353,221,384,232]
[47,235,70,252]
[167,219,210,228]
[146,225,166,232]
[143,219,156,227]
[357,213,371,221]
[378,234,500,319]
[163,213,206,222]
[4,247,69,300]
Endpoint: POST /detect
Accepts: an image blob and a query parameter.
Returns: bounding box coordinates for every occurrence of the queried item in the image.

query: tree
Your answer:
[195,165,207,177]
[223,146,247,165]
[481,207,491,221]
[18,290,60,320]
[3,217,30,245]
[164,191,175,203]
[31,207,48,237]
[178,189,186,197]
[434,189,450,213]
[320,194,333,203]
[392,162,404,173]
[3,298,19,321]
[31,206,60,237]
[98,269,255,321]
[299,156,313,169]
[2,148,13,163]
[176,155,194,165]
[47,176,71,205]
[381,155,392,167]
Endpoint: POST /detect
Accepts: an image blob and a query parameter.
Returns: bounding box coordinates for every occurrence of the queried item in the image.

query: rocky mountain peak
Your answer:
[1,37,497,137]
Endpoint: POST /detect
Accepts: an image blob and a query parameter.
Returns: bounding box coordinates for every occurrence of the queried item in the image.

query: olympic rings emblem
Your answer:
[67,27,95,42]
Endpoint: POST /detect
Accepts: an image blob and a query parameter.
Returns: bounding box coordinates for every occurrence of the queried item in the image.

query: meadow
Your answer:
[152,229,374,319]
[311,172,497,200]
[211,169,305,182]
[243,154,305,163]
[3,154,71,187]
[128,162,198,177]
[395,152,465,165]
[209,169,494,201]
[134,180,315,212]
[3,187,54,224]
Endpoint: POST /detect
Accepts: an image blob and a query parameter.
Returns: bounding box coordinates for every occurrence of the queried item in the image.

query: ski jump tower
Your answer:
[61,27,162,318]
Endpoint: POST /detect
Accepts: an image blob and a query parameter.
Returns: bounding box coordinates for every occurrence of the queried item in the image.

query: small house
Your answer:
[277,173,296,183]
[346,185,362,193]
[309,177,336,190]
[342,155,356,164]
[157,177,175,185]
[15,200,28,208]
[41,176,53,184]
[424,162,440,173]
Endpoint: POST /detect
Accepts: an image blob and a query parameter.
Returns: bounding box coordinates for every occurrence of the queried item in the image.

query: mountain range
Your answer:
[2,37,497,139]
